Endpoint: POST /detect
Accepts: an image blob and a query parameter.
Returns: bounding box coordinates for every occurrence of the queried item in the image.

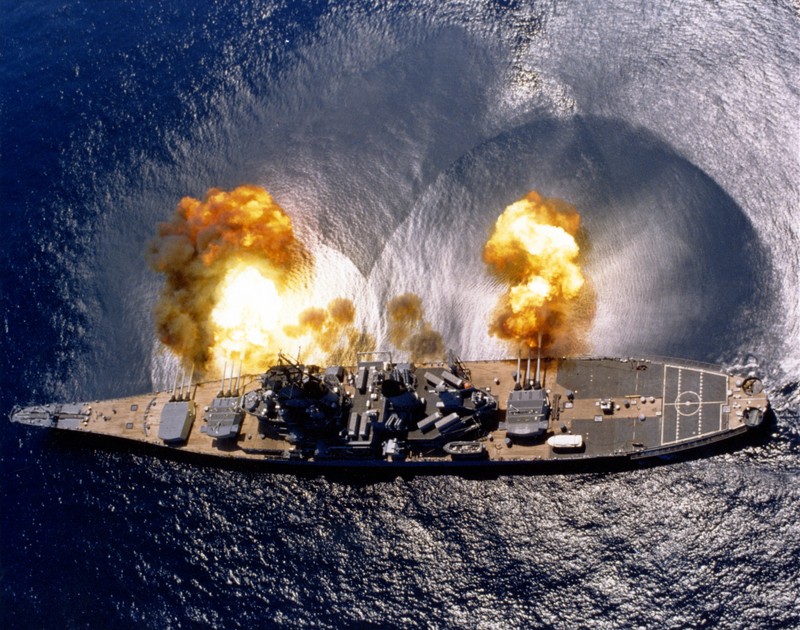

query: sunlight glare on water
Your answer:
[1,1,798,628]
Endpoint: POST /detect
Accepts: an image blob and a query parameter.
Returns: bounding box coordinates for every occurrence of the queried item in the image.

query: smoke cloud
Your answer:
[387,293,446,362]
[284,297,375,366]
[148,185,311,371]
[483,191,594,353]
[148,185,593,373]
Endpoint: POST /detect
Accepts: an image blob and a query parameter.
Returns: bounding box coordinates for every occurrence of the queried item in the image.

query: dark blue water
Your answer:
[2,2,799,627]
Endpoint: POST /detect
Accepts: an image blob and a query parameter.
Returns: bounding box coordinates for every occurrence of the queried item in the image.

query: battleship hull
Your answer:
[9,355,769,471]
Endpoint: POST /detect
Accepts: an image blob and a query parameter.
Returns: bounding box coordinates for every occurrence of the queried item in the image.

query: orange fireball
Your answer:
[484,191,587,350]
[148,185,311,372]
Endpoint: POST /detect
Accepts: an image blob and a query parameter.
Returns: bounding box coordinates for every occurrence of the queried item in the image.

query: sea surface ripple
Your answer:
[1,1,798,628]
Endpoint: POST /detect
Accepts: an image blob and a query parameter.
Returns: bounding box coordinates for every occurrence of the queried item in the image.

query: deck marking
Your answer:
[661,366,666,446]
[698,372,704,434]
[661,365,728,445]
[675,368,682,442]
[675,390,701,415]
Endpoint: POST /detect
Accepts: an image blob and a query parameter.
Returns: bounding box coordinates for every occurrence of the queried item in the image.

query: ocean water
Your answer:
[1,1,799,627]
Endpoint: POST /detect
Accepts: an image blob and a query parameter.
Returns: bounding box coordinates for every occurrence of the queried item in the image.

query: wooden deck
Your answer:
[13,357,769,466]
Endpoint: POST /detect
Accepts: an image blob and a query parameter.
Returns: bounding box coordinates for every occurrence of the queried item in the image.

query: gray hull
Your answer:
[9,355,769,470]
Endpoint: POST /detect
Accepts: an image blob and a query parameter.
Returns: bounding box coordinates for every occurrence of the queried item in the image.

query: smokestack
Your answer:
[534,331,542,389]
[515,351,522,391]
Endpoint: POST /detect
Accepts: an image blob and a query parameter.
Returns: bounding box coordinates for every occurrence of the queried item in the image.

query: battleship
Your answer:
[9,349,769,470]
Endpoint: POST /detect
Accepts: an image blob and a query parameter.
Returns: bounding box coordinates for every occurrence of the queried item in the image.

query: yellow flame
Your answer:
[210,263,286,367]
[484,191,587,349]
[148,185,312,373]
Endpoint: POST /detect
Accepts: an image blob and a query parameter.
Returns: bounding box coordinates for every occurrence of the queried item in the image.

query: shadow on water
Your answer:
[383,114,776,362]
